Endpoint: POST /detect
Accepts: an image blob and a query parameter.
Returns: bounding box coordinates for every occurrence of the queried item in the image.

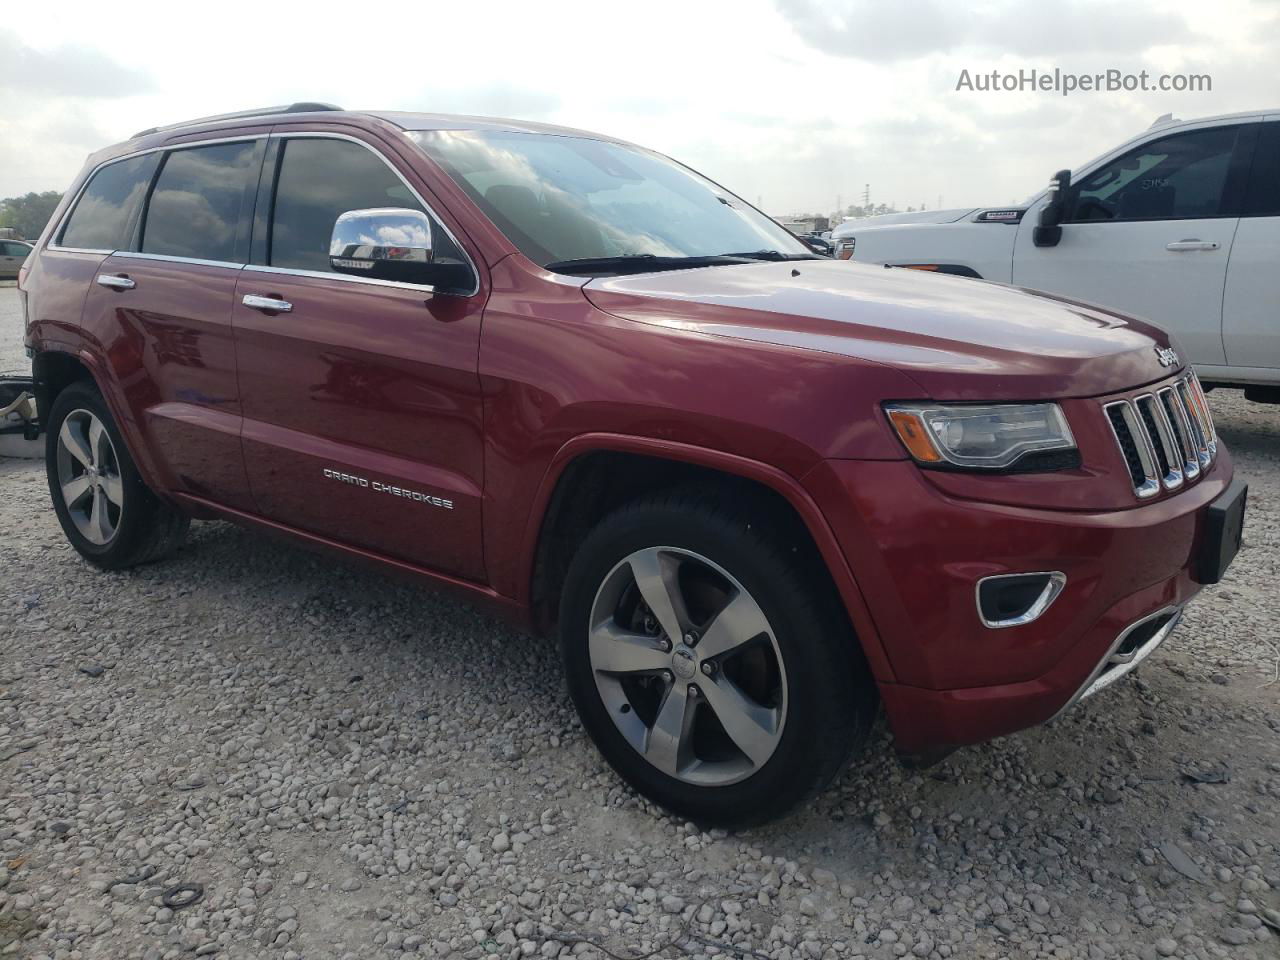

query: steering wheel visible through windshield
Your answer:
[407,129,813,275]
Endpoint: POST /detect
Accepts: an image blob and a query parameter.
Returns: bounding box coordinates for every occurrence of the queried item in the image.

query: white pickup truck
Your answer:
[830,109,1280,401]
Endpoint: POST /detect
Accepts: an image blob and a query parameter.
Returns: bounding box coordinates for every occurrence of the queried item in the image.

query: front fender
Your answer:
[517,432,896,684]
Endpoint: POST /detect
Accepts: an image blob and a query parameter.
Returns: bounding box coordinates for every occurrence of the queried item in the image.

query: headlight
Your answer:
[884,402,1077,471]
[834,238,855,260]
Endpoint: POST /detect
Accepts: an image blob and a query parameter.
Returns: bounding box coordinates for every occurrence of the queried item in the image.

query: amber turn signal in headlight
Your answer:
[885,402,1076,471]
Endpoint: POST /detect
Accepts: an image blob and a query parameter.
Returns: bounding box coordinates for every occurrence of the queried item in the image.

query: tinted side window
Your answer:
[59,153,159,250]
[1068,126,1241,222]
[142,141,262,262]
[269,138,461,275]
[1243,122,1280,217]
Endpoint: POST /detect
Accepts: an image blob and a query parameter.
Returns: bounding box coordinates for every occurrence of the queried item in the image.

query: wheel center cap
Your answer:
[670,645,698,680]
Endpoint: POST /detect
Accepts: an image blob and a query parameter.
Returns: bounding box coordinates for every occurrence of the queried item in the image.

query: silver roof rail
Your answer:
[131,102,344,139]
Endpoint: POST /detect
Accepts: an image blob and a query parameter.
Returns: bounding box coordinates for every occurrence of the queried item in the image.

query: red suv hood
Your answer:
[585,260,1181,401]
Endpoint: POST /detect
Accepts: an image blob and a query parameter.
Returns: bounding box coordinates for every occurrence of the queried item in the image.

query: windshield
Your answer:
[407,130,811,273]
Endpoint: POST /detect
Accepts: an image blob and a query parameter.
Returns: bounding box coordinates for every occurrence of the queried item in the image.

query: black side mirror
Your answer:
[802,236,832,256]
[1033,169,1072,248]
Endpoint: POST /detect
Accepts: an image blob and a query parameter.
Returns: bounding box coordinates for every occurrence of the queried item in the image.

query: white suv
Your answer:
[830,109,1280,400]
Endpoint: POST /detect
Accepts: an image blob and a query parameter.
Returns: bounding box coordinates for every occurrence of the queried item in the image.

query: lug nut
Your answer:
[687,684,698,697]
[682,631,698,645]
[658,638,672,652]
[700,662,715,676]
[662,670,673,682]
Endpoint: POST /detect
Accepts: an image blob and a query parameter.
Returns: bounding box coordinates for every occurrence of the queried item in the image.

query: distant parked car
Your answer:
[1,240,32,278]
[801,233,833,255]
[830,109,1280,402]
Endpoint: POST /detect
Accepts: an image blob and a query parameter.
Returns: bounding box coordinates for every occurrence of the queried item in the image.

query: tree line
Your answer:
[0,192,64,241]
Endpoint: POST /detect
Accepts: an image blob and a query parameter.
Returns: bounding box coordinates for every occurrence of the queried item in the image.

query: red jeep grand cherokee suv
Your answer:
[19,103,1246,825]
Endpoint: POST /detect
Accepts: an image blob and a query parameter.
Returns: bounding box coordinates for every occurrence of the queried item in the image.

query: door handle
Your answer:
[242,294,293,313]
[95,274,136,290]
[1165,239,1219,252]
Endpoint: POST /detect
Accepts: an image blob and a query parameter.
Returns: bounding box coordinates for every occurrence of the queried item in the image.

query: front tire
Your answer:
[45,381,189,569]
[560,491,876,827]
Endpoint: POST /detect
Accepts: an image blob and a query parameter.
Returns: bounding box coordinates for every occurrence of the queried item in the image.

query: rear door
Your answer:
[1222,118,1280,372]
[1014,123,1252,366]
[38,153,160,360]
[233,132,487,580]
[78,137,265,511]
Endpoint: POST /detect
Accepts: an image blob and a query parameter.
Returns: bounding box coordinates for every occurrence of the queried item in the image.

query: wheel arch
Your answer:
[522,433,895,683]
[32,348,93,424]
[33,347,170,497]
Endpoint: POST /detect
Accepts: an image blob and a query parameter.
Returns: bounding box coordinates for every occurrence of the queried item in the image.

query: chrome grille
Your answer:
[1105,373,1216,499]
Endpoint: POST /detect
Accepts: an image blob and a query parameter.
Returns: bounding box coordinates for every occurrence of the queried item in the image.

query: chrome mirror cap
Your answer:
[329,207,433,277]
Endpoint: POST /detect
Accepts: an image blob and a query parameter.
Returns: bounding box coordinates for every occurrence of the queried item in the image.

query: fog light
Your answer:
[976,571,1066,629]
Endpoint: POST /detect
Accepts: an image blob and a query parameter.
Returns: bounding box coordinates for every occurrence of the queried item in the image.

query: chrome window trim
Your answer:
[113,251,247,271]
[243,262,435,294]
[975,571,1067,629]
[47,135,262,255]
[47,246,114,256]
[47,131,481,295]
[264,131,480,298]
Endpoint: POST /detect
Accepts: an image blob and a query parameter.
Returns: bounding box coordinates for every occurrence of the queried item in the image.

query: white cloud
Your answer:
[2,0,1279,220]
[771,0,1193,62]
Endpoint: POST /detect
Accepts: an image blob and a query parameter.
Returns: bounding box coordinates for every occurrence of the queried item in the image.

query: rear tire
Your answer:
[560,490,876,827]
[45,381,189,569]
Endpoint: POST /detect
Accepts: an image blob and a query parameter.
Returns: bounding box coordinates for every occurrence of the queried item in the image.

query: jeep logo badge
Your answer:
[1154,345,1179,368]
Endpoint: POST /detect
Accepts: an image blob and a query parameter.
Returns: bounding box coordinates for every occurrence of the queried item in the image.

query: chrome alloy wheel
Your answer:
[55,409,123,546]
[588,546,787,786]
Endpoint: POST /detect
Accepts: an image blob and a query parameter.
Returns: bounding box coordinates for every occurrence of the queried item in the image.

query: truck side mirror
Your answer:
[1032,169,1072,248]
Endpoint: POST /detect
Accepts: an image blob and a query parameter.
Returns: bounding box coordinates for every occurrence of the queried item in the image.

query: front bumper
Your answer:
[804,448,1234,753]
[1060,605,1182,709]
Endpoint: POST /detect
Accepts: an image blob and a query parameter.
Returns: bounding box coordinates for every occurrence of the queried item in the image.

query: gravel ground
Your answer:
[2,283,1278,960]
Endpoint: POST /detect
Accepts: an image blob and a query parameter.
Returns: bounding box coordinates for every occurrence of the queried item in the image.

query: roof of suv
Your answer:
[127,102,624,146]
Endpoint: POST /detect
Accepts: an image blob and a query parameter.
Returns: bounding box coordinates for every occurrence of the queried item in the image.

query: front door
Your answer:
[78,138,264,511]
[1223,118,1280,372]
[1014,123,1252,367]
[233,133,487,581]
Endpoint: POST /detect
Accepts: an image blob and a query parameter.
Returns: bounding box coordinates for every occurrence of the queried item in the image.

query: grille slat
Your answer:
[1159,386,1200,480]
[1135,394,1183,490]
[1105,375,1214,499]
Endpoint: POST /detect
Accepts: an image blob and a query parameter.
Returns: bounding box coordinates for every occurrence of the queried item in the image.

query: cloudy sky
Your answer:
[2,0,1278,216]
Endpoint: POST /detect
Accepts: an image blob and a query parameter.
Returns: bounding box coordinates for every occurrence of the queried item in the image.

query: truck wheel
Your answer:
[560,491,876,826]
[45,381,189,569]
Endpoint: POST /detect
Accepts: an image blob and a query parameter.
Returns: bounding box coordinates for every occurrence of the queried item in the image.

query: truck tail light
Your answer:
[834,238,856,260]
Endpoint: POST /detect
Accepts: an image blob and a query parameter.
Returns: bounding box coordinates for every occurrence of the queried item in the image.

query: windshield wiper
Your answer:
[716,249,823,262]
[544,254,756,276]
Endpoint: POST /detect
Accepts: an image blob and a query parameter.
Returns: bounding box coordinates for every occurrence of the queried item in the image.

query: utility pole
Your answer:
[861,184,870,208]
